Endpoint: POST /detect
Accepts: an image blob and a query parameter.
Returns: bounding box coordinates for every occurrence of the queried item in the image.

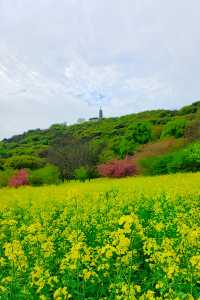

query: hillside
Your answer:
[0,100,200,181]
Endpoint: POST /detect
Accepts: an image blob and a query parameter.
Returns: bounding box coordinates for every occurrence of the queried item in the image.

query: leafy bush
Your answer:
[178,103,199,115]
[5,155,45,170]
[98,159,136,178]
[155,116,171,125]
[0,169,14,188]
[119,139,138,159]
[168,143,200,173]
[48,135,101,180]
[0,147,9,158]
[99,149,115,163]
[132,138,186,174]
[161,119,187,138]
[182,143,200,169]
[151,125,163,140]
[9,169,29,188]
[74,167,90,182]
[140,155,172,175]
[140,142,200,175]
[29,165,60,186]
[127,122,152,144]
[109,137,137,159]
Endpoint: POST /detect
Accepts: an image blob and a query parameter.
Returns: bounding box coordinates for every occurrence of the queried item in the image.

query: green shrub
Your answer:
[167,143,200,173]
[178,104,198,115]
[140,142,200,175]
[119,139,138,159]
[0,147,9,158]
[161,119,187,138]
[167,152,187,173]
[74,167,90,182]
[99,149,115,163]
[48,135,100,180]
[155,116,171,125]
[183,143,200,169]
[140,155,172,175]
[151,125,163,140]
[127,122,152,144]
[0,169,15,188]
[5,155,45,170]
[110,137,137,159]
[29,165,60,186]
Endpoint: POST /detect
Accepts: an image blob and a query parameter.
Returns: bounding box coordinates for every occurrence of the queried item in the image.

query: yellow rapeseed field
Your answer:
[0,173,200,299]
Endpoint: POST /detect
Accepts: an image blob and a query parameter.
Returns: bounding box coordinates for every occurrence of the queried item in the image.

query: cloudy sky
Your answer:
[0,0,200,139]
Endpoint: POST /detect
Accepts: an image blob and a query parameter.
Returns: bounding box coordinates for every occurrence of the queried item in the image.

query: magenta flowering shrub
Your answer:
[9,169,29,188]
[98,159,136,178]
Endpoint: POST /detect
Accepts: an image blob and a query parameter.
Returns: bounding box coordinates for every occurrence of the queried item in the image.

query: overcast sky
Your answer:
[0,0,200,139]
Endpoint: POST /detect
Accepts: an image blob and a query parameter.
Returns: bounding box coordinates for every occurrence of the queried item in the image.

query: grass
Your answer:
[0,173,200,299]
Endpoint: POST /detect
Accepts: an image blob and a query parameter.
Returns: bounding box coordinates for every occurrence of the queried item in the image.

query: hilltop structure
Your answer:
[99,107,103,119]
[89,108,103,122]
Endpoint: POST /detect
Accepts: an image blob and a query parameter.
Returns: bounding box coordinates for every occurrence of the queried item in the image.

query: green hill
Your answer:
[0,100,200,181]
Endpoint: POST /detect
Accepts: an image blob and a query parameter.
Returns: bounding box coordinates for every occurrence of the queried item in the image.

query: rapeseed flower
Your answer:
[0,173,199,299]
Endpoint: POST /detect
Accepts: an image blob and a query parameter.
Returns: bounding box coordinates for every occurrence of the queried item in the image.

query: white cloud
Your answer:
[0,0,200,139]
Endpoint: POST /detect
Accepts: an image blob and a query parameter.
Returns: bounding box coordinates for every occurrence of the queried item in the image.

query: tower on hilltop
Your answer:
[89,108,104,122]
[99,107,103,120]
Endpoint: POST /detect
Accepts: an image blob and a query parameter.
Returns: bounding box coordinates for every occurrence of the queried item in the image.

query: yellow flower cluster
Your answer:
[0,173,200,299]
[4,240,27,271]
[53,287,71,300]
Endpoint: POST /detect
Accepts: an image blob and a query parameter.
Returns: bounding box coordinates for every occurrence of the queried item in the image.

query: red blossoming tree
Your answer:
[98,159,136,178]
[9,169,29,188]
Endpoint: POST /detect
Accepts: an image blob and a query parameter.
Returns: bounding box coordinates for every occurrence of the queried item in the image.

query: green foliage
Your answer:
[161,119,187,138]
[0,101,200,181]
[0,147,9,158]
[29,165,60,186]
[5,155,45,170]
[178,101,200,115]
[74,166,90,182]
[140,142,200,175]
[166,152,187,174]
[140,155,172,175]
[167,144,200,173]
[48,135,101,180]
[99,149,115,163]
[186,142,200,162]
[127,122,152,144]
[0,169,14,188]
[151,125,163,140]
[119,138,138,159]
